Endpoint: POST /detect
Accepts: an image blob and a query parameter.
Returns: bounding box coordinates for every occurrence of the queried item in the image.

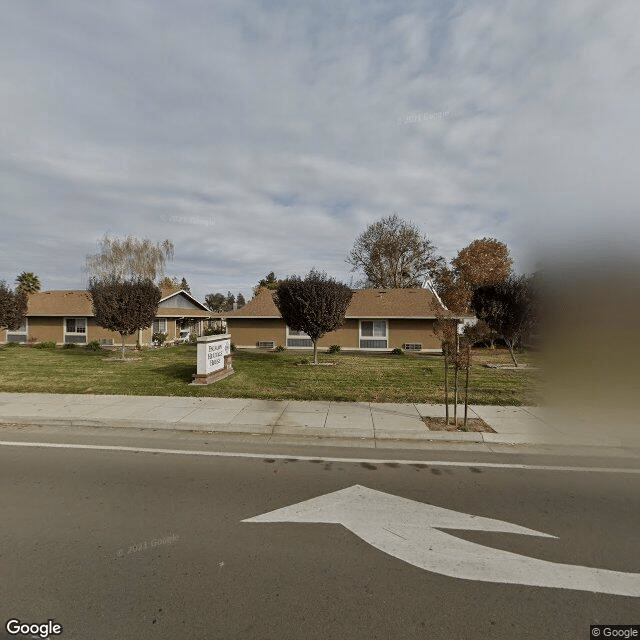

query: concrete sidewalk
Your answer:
[1,392,637,449]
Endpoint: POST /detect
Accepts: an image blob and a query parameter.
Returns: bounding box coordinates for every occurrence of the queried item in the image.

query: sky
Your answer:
[1,0,639,302]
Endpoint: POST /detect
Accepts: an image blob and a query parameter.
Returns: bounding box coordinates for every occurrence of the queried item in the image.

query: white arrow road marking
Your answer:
[243,485,640,597]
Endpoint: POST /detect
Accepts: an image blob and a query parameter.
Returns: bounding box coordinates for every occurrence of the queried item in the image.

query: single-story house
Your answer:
[2,287,221,346]
[224,287,471,352]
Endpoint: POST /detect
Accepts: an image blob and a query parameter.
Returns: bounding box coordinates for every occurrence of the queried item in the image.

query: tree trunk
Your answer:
[443,350,449,425]
[453,364,458,427]
[463,361,470,427]
[506,340,518,366]
[313,340,318,365]
[120,334,126,360]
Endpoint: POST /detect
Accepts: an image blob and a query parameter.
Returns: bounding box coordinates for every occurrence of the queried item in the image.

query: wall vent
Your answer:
[403,343,422,351]
[257,341,275,349]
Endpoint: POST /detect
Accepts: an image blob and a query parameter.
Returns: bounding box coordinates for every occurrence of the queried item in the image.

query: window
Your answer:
[152,319,167,334]
[286,326,313,348]
[359,320,388,349]
[6,318,28,343]
[64,317,87,344]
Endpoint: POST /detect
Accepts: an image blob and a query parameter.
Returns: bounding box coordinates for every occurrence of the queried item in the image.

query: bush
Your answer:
[391,347,404,356]
[4,342,20,348]
[230,342,237,352]
[152,331,168,346]
[328,344,341,354]
[188,332,198,345]
[274,345,286,352]
[85,339,102,351]
[33,341,57,349]
[298,357,310,365]
[62,343,77,349]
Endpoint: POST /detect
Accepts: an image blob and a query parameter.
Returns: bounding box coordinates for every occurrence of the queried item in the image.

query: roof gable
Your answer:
[158,290,208,310]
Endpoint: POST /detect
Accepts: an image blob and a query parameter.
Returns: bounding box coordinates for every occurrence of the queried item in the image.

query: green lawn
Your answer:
[0,344,542,405]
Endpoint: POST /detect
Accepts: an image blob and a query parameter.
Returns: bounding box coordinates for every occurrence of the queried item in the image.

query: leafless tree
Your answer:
[434,310,458,425]
[346,214,444,288]
[86,236,174,283]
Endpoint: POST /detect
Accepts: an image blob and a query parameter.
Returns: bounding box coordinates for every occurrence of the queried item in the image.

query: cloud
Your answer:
[1,0,638,299]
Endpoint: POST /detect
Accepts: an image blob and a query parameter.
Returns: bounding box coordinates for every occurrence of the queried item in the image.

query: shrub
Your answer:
[298,356,310,365]
[62,343,77,349]
[188,332,198,344]
[230,342,237,352]
[274,345,286,352]
[328,344,341,354]
[391,347,404,356]
[33,341,57,349]
[4,342,20,348]
[152,331,168,346]
[85,339,102,351]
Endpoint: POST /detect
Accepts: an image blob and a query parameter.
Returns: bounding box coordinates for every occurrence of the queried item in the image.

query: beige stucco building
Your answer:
[2,287,219,347]
[225,287,469,352]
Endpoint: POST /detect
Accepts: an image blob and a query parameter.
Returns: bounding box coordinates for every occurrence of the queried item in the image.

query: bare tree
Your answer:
[347,214,444,288]
[0,281,28,331]
[434,310,458,425]
[89,278,161,359]
[275,269,353,364]
[86,236,174,282]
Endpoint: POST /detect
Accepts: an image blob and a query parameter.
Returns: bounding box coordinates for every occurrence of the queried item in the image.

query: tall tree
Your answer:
[15,272,41,295]
[435,238,512,313]
[253,272,282,296]
[205,292,226,312]
[275,269,353,364]
[346,214,444,288]
[86,236,174,282]
[0,281,28,331]
[471,275,535,366]
[89,278,161,359]
[236,292,246,308]
[225,291,236,311]
[180,277,191,293]
[159,276,180,291]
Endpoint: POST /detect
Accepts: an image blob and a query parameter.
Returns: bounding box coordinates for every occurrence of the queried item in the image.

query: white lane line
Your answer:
[0,440,639,473]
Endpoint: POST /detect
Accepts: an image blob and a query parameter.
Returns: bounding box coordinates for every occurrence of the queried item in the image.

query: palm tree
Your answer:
[15,272,41,294]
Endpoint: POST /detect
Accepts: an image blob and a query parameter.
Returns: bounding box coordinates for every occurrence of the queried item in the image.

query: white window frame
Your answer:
[64,317,87,344]
[286,326,313,349]
[152,318,168,334]
[6,317,28,342]
[359,319,389,349]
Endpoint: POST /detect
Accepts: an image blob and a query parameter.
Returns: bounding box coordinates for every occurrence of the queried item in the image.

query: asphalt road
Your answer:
[1,425,639,640]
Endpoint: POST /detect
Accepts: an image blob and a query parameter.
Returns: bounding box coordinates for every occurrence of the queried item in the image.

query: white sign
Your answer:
[244,485,640,597]
[203,339,230,374]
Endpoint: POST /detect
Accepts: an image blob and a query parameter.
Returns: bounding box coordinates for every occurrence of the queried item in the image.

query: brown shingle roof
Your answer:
[27,291,93,316]
[226,287,466,319]
[26,290,214,318]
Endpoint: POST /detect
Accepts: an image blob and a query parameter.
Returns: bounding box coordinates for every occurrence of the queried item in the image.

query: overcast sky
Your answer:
[1,0,638,302]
